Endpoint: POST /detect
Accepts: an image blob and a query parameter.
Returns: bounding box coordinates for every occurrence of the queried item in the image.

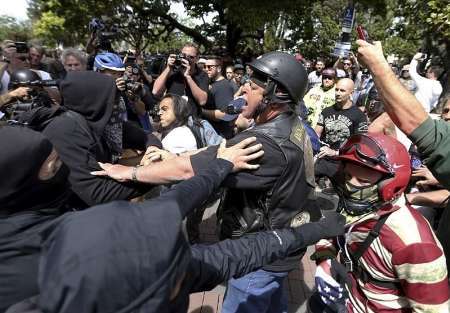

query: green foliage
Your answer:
[0,15,32,42]
[20,0,450,69]
[32,11,66,46]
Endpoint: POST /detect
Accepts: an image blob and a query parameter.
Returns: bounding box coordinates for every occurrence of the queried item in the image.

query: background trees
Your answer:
[2,0,447,98]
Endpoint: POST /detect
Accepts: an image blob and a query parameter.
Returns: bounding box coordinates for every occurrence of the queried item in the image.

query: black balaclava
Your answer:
[60,71,124,162]
[0,126,71,214]
[39,193,192,313]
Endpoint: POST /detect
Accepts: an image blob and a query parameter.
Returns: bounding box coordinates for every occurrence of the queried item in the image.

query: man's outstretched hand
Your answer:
[293,211,346,246]
[91,162,133,182]
[217,137,264,172]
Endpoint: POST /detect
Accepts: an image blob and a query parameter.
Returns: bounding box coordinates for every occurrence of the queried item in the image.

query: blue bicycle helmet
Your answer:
[94,52,125,72]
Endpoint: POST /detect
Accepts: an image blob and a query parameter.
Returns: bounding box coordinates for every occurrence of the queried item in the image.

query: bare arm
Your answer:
[356,40,428,135]
[315,125,324,138]
[368,113,396,138]
[202,108,226,121]
[406,189,450,208]
[152,66,170,97]
[91,137,263,184]
[185,75,207,106]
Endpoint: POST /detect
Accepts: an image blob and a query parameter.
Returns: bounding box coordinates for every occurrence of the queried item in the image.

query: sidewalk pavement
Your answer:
[188,202,317,313]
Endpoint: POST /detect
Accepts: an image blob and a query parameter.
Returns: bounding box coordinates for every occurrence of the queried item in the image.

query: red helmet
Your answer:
[336,133,411,203]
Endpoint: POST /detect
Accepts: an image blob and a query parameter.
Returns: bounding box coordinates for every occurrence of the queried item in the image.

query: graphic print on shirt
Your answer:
[324,114,353,148]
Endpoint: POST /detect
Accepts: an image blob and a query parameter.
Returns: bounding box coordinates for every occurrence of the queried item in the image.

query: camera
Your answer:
[144,55,167,78]
[122,74,144,99]
[172,53,187,73]
[5,83,56,119]
[15,42,29,54]
[89,17,119,51]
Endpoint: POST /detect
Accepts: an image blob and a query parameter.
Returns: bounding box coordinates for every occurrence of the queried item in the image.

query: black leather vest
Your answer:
[217,112,315,240]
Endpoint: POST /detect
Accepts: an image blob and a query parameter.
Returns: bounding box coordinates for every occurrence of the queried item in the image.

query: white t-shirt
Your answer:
[307,71,322,90]
[1,71,10,95]
[409,59,442,112]
[161,126,198,154]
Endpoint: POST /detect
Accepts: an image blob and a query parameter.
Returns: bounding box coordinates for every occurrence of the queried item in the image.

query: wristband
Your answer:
[131,165,141,182]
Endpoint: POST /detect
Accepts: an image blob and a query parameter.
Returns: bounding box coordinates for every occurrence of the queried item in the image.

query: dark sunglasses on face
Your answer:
[442,108,450,114]
[343,62,352,66]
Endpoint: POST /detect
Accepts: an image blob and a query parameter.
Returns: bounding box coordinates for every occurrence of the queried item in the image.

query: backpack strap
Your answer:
[352,213,389,262]
[343,213,399,289]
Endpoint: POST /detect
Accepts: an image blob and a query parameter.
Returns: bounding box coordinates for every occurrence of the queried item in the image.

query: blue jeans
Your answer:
[222,269,289,313]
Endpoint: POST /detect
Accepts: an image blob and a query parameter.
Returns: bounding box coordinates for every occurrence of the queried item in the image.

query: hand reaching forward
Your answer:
[217,137,264,172]
[413,165,439,186]
[91,162,133,182]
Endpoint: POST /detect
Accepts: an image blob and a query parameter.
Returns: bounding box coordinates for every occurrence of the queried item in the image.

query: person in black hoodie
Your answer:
[21,71,158,208]
[0,126,267,312]
[0,126,71,312]
[6,140,345,313]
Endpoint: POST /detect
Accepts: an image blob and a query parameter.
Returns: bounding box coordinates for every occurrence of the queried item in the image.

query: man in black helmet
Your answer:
[221,52,317,313]
[1,69,54,119]
[95,51,316,313]
[191,52,316,313]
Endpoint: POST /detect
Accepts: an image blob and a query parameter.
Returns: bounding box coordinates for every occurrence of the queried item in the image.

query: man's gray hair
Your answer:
[61,48,87,66]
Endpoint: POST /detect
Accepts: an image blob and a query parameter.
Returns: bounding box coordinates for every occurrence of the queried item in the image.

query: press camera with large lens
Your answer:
[89,17,119,51]
[122,74,144,99]
[5,69,57,119]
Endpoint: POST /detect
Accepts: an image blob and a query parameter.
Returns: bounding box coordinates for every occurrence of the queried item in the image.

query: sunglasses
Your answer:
[343,62,352,66]
[322,76,334,80]
[442,108,450,114]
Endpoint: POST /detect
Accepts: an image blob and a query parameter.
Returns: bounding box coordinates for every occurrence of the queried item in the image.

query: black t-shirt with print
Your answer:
[317,104,368,150]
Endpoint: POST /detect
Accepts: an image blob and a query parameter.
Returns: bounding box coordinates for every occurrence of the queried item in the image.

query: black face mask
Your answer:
[26,163,71,211]
[168,286,190,313]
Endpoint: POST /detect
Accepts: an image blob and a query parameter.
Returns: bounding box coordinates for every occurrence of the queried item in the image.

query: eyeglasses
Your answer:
[322,76,334,81]
[442,108,450,114]
[343,62,352,66]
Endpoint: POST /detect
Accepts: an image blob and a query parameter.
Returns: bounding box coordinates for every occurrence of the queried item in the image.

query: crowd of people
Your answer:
[0,32,449,313]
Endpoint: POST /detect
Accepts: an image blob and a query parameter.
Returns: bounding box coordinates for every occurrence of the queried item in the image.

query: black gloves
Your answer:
[293,211,345,246]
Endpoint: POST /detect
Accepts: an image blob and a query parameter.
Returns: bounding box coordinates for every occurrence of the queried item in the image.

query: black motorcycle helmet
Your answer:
[248,52,307,107]
[9,69,41,89]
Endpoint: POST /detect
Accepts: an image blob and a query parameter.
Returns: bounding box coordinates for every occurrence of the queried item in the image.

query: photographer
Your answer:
[1,40,31,95]
[85,18,118,72]
[1,69,55,120]
[94,52,151,130]
[124,63,154,132]
[152,43,208,113]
